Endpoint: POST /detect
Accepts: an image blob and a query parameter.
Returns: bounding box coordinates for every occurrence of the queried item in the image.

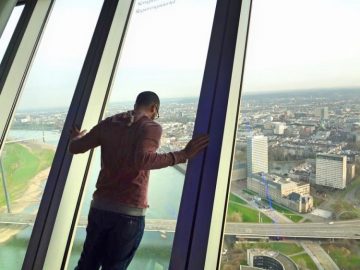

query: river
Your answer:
[0,130,185,269]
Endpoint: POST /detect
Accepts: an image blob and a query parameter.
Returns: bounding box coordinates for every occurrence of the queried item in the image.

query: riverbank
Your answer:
[0,141,54,243]
[0,142,54,207]
[0,167,50,243]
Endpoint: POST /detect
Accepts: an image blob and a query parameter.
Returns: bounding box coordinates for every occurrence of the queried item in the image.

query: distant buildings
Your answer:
[245,135,313,213]
[247,136,268,178]
[231,161,247,181]
[316,153,347,189]
[347,163,356,182]
[315,107,329,120]
[247,173,313,213]
[274,122,286,135]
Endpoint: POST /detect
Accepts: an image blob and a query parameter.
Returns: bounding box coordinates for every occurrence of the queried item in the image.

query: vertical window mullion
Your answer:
[0,0,17,39]
[25,1,135,269]
[204,0,252,268]
[170,0,251,269]
[0,0,53,149]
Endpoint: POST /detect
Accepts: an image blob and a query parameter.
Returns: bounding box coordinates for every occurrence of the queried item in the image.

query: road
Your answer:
[225,220,360,239]
[0,213,177,232]
[1,213,360,239]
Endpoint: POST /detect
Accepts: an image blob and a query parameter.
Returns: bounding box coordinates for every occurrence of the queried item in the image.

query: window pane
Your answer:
[67,0,217,269]
[0,1,103,269]
[0,5,24,64]
[221,1,360,270]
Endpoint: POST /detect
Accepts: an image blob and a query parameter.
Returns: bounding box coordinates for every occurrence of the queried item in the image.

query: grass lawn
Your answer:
[302,219,312,223]
[312,196,325,207]
[235,242,303,256]
[270,202,294,214]
[0,143,54,206]
[229,193,247,205]
[243,189,257,196]
[284,214,303,223]
[291,253,318,270]
[338,176,360,199]
[322,242,360,270]
[269,202,304,223]
[227,202,272,223]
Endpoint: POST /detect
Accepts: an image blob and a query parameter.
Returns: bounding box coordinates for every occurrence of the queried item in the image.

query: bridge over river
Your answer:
[1,213,360,239]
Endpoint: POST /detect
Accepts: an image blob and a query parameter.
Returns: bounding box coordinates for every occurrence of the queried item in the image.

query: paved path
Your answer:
[301,242,340,270]
[288,251,307,257]
[301,242,324,270]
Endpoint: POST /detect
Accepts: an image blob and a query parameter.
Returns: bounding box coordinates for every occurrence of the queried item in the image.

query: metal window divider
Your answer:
[170,1,252,269]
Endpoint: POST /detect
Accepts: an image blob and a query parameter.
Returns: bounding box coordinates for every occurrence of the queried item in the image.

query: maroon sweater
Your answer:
[69,111,187,209]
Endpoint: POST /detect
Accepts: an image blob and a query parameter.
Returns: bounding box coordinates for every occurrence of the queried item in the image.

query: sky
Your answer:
[0,0,359,110]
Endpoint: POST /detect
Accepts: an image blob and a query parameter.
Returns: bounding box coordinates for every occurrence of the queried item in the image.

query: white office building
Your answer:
[247,135,268,178]
[316,153,347,189]
[274,122,286,135]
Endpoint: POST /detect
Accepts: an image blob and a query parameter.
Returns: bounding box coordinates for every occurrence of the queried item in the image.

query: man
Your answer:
[69,91,209,270]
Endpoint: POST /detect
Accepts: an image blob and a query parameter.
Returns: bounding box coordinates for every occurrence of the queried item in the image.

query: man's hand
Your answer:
[183,134,209,159]
[70,125,87,140]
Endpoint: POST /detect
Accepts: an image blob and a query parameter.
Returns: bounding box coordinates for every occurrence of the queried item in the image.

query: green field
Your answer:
[234,242,303,256]
[0,143,54,207]
[338,176,360,199]
[229,193,247,205]
[291,253,318,270]
[322,242,360,270]
[227,202,272,223]
[302,219,312,223]
[268,202,304,222]
[243,189,257,196]
[312,196,325,207]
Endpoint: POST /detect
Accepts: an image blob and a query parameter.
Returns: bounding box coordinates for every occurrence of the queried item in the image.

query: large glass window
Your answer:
[0,4,24,64]
[220,1,360,270]
[67,0,217,269]
[0,1,103,269]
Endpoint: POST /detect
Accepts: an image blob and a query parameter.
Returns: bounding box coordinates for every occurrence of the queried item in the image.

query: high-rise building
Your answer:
[274,122,286,135]
[316,153,347,189]
[247,135,268,178]
[315,107,329,120]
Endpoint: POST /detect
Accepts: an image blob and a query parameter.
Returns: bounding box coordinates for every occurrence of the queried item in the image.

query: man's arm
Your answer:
[134,123,209,170]
[134,123,184,170]
[68,123,102,154]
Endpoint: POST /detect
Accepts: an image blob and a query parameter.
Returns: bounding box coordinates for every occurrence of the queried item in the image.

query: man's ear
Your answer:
[150,103,157,113]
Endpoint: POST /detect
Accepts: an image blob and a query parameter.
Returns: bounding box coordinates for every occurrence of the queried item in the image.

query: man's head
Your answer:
[134,91,160,120]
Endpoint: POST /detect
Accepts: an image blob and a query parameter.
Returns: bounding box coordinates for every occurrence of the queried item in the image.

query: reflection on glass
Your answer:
[0,5,24,65]
[221,0,360,270]
[0,1,103,269]
[68,0,216,269]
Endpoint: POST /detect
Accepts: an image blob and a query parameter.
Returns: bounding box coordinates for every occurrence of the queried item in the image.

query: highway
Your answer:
[225,220,360,239]
[0,213,177,232]
[1,213,360,239]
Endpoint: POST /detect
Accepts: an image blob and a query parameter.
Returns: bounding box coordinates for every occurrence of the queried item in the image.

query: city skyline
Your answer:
[3,73,360,270]
[0,0,359,110]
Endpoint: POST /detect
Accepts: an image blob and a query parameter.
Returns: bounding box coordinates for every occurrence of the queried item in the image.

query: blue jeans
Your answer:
[75,207,145,270]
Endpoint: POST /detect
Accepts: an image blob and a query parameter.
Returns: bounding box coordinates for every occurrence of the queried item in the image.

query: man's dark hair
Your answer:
[135,91,160,107]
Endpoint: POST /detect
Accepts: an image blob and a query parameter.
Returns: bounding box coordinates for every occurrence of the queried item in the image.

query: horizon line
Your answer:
[17,87,360,112]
